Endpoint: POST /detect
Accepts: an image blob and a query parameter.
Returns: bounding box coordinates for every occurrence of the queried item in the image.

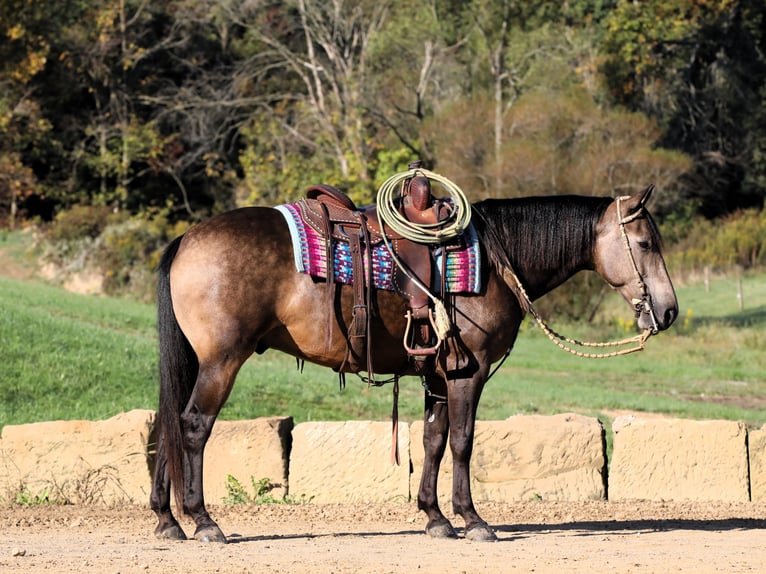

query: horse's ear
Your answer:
[622,184,654,215]
[639,184,655,208]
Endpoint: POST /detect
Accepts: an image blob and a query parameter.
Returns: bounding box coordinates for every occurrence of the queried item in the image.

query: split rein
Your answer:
[479,194,658,361]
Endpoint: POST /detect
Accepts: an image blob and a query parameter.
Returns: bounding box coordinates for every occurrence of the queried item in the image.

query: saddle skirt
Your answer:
[275,201,481,294]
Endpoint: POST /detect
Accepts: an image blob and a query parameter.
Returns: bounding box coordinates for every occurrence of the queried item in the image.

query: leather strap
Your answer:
[318,201,335,353]
[344,222,368,373]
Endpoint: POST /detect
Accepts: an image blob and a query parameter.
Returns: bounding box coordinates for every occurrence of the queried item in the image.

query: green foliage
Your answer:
[667,208,766,272]
[43,211,189,300]
[222,475,313,505]
[428,85,692,204]
[97,215,189,298]
[237,113,358,206]
[2,0,764,232]
[601,0,766,215]
[13,485,52,507]
[222,474,257,505]
[47,205,119,242]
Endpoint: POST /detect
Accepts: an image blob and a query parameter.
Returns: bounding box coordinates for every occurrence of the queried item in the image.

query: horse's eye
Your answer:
[637,240,651,251]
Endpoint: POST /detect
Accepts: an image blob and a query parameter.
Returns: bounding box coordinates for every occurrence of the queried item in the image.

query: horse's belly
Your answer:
[267,283,413,374]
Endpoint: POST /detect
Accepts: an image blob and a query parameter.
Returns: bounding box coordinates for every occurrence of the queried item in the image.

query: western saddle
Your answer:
[295,169,458,378]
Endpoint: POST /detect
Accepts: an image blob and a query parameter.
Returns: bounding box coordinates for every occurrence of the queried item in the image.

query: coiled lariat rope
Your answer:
[376,167,472,243]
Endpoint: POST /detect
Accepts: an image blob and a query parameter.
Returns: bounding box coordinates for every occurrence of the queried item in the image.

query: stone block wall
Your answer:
[1,410,764,505]
[289,421,410,503]
[0,410,156,504]
[204,417,294,504]
[410,413,607,504]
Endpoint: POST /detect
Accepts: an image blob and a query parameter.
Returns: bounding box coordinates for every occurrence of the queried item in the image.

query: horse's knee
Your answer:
[449,431,474,460]
[422,423,448,454]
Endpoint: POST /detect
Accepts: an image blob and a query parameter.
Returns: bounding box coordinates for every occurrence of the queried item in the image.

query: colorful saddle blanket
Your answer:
[275,202,481,294]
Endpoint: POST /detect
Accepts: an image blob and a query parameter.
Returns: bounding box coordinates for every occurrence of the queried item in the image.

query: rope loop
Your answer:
[376,167,472,244]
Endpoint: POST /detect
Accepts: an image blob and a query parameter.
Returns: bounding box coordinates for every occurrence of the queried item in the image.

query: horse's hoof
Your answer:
[464,522,497,542]
[194,525,227,543]
[426,520,458,539]
[154,523,187,540]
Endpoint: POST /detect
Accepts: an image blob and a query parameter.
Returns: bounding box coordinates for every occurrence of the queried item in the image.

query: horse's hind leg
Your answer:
[150,433,187,539]
[417,375,457,538]
[180,359,243,543]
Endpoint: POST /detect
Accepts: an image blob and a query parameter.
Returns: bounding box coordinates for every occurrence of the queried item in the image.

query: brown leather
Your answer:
[407,176,432,211]
[299,184,455,368]
[306,184,357,211]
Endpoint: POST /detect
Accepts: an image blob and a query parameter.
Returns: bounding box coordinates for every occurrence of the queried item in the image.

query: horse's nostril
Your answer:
[664,307,678,328]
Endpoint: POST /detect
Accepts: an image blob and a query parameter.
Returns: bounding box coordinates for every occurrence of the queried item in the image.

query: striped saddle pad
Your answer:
[275,202,481,294]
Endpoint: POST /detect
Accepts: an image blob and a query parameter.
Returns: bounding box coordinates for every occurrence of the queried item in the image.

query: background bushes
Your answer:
[43,207,189,300]
[666,209,766,276]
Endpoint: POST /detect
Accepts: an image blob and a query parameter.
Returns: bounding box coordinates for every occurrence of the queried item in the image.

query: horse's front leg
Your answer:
[447,377,497,541]
[417,375,457,538]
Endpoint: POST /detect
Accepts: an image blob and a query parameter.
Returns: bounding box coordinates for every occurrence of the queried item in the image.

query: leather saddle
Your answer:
[296,178,454,375]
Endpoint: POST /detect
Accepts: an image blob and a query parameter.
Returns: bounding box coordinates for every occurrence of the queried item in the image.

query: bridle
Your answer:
[615,194,660,335]
[475,194,658,362]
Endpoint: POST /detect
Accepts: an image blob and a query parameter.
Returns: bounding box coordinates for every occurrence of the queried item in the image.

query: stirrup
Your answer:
[403,309,444,356]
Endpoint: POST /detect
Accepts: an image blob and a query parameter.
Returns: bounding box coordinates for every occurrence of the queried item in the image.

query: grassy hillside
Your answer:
[1,271,765,430]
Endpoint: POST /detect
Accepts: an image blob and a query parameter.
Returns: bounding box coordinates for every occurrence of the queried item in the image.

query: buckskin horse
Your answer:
[150,183,677,543]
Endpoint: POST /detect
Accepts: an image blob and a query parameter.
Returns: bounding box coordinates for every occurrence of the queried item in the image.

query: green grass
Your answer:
[1,270,765,432]
[0,277,159,424]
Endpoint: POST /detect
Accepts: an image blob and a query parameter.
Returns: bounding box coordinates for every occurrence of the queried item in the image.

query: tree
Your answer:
[602,0,766,217]
[426,84,691,208]
[0,0,73,224]
[362,0,471,170]
[232,0,394,205]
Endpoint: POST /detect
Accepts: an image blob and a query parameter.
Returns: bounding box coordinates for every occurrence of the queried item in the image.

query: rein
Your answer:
[476,196,657,360]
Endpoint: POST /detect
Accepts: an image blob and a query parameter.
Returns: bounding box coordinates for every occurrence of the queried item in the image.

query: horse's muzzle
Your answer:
[637,295,678,332]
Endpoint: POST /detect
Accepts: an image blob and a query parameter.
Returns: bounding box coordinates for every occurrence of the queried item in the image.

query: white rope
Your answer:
[376,168,472,244]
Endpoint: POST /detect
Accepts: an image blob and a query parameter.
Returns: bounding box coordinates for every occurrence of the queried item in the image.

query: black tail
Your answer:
[157,235,198,513]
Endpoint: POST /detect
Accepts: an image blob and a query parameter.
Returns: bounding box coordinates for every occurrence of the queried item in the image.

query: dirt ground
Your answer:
[2,501,766,573]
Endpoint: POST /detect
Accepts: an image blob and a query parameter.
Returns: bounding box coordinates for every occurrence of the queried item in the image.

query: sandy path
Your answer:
[3,501,766,573]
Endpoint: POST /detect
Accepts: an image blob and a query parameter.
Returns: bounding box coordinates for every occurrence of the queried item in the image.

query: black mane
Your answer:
[472,195,613,291]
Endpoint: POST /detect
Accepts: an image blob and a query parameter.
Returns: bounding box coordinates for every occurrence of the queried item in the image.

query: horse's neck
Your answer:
[515,256,590,301]
[508,206,596,300]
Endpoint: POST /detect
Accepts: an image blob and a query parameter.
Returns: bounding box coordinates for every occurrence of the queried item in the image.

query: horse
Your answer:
[149,184,678,543]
